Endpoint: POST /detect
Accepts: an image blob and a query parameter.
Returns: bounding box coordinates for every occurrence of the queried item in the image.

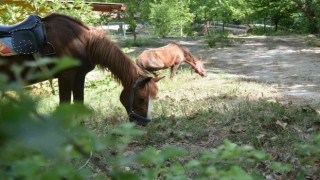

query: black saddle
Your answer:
[0,14,47,54]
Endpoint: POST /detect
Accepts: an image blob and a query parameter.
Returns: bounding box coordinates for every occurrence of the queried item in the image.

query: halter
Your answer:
[128,77,152,124]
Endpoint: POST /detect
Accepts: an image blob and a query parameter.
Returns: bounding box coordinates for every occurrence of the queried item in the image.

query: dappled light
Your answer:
[1,0,320,178]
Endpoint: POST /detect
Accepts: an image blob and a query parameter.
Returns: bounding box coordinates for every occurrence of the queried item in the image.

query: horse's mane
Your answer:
[42,13,90,30]
[87,28,155,92]
[169,42,194,58]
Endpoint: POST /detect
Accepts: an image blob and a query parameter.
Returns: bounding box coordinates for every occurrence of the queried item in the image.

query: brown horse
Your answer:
[0,13,162,126]
[136,43,207,79]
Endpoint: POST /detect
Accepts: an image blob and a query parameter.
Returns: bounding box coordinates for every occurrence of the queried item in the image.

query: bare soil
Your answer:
[135,35,320,106]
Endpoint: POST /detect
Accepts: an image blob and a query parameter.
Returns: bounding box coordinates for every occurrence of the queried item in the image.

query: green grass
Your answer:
[24,49,320,178]
[306,36,320,47]
[119,37,166,47]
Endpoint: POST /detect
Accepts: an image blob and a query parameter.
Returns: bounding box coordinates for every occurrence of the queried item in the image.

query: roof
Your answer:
[0,1,126,12]
[86,2,126,12]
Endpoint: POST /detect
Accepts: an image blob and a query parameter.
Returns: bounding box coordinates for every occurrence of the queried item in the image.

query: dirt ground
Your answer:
[134,35,320,106]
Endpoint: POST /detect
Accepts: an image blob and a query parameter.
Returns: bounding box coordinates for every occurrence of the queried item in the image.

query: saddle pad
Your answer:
[0,37,17,56]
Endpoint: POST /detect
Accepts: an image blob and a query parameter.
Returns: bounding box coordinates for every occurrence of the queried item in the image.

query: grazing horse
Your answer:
[0,13,162,126]
[136,43,207,79]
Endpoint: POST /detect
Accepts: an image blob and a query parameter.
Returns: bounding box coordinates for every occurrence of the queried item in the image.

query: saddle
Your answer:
[0,14,47,55]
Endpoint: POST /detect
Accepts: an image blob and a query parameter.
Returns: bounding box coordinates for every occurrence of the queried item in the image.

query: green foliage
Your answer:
[149,0,193,37]
[0,4,27,24]
[185,140,271,179]
[112,0,153,40]
[0,59,319,179]
[121,38,165,48]
[295,135,320,178]
[1,32,320,179]
[149,0,178,37]
[207,31,231,48]
[0,0,97,25]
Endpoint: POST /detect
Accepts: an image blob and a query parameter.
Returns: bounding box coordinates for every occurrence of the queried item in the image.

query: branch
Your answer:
[69,139,111,175]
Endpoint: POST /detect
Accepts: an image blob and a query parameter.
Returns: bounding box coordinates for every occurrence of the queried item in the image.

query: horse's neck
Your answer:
[183,52,197,69]
[89,37,139,88]
[103,55,138,88]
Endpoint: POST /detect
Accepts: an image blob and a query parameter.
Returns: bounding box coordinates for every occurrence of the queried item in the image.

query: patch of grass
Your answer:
[120,37,165,47]
[306,36,320,47]
[28,65,319,178]
[207,31,233,48]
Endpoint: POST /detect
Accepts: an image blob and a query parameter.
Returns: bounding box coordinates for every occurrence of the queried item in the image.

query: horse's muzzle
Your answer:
[129,112,151,126]
[195,69,207,77]
[200,71,207,77]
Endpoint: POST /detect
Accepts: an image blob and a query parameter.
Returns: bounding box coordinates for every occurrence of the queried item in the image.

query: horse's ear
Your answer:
[153,76,165,82]
[140,76,164,86]
[139,77,153,86]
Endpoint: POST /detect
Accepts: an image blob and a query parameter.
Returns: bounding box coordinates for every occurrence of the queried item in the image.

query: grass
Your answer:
[28,68,319,150]
[306,35,320,47]
[119,36,166,48]
[24,38,320,177]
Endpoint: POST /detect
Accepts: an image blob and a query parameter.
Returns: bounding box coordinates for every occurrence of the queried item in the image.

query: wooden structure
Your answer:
[89,2,126,12]
[0,1,126,13]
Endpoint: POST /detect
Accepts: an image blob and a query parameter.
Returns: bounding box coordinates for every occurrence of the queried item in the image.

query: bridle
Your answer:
[128,77,152,124]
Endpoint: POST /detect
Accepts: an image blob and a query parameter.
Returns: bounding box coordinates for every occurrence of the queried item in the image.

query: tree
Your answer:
[247,0,297,32]
[190,0,243,35]
[0,0,95,25]
[189,0,218,36]
[149,0,193,37]
[292,0,320,33]
[112,0,153,40]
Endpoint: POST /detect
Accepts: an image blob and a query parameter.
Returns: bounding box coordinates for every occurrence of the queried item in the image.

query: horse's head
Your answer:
[120,76,163,126]
[184,51,207,77]
[194,58,207,77]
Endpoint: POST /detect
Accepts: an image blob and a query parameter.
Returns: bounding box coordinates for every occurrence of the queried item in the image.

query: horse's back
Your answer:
[136,50,166,70]
[137,44,184,68]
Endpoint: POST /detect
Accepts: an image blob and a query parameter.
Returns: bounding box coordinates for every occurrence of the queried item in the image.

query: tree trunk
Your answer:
[222,22,225,32]
[272,16,280,31]
[133,28,137,41]
[264,18,266,32]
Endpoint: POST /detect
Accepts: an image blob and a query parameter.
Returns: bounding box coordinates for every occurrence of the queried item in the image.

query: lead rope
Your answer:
[32,52,55,94]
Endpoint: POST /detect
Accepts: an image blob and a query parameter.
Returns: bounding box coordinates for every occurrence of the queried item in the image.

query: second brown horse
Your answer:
[136,43,207,79]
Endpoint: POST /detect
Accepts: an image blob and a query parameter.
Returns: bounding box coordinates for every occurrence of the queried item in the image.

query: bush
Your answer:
[207,31,231,48]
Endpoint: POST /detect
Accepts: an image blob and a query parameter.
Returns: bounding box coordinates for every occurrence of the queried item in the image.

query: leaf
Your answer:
[112,123,144,136]
[52,103,92,127]
[137,147,160,164]
[160,147,188,160]
[252,151,269,161]
[225,166,253,180]
[170,163,185,175]
[270,162,292,172]
[110,171,140,180]
[50,56,80,74]
[224,140,237,150]
[185,160,201,169]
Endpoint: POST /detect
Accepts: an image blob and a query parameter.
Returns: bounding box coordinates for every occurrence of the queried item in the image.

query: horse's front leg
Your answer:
[57,70,76,104]
[73,71,86,103]
[170,64,180,79]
